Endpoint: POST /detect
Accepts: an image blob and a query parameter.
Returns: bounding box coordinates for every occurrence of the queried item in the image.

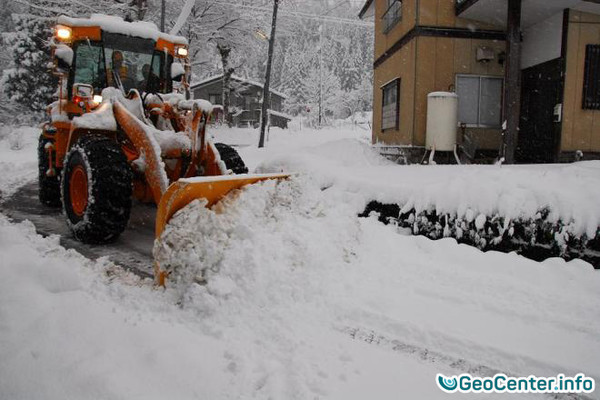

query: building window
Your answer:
[382,79,399,130]
[382,0,401,34]
[583,44,600,110]
[456,75,503,128]
[209,93,222,105]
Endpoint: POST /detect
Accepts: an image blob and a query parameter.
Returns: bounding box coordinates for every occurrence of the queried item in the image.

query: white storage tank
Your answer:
[426,92,458,152]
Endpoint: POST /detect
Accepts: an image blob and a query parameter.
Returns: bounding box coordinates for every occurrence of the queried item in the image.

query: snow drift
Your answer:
[154,172,600,399]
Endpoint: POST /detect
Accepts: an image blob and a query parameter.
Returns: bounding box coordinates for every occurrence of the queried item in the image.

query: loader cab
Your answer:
[68,33,174,101]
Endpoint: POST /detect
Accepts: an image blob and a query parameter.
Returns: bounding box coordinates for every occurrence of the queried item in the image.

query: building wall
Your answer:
[192,80,284,113]
[373,40,415,145]
[372,0,505,149]
[417,0,503,30]
[414,36,505,149]
[192,79,287,128]
[373,0,417,60]
[562,10,600,153]
[192,81,222,103]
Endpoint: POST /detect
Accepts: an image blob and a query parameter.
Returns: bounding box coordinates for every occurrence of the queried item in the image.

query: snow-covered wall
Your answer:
[521,12,564,70]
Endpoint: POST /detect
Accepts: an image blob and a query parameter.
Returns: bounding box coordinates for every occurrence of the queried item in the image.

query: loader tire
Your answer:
[38,135,62,207]
[61,135,133,244]
[214,143,248,174]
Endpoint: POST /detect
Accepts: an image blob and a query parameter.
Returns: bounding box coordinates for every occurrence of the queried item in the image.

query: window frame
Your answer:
[382,0,402,34]
[68,40,106,100]
[208,93,222,105]
[455,74,504,129]
[381,78,400,132]
[583,44,600,110]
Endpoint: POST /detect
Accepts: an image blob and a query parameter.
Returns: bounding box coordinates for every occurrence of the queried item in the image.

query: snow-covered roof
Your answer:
[267,109,292,120]
[57,14,188,46]
[190,74,288,99]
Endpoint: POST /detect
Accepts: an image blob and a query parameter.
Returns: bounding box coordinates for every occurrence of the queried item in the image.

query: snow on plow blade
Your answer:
[154,173,289,286]
[155,173,290,238]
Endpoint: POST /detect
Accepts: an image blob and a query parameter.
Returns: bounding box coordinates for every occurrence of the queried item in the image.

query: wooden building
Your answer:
[190,74,291,129]
[360,0,600,163]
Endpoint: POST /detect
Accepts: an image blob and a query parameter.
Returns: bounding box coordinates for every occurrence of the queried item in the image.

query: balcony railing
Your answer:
[382,0,401,34]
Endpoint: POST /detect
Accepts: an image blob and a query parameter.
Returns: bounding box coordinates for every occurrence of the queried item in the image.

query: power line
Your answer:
[216,1,373,27]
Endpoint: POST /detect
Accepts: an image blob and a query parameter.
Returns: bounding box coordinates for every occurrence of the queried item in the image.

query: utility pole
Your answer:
[259,0,280,148]
[318,23,323,127]
[161,0,166,32]
[501,0,522,164]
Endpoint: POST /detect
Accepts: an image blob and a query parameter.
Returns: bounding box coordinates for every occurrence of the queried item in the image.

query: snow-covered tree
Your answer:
[335,72,373,119]
[16,0,146,21]
[299,66,341,126]
[174,0,267,126]
[1,14,57,118]
[0,0,374,124]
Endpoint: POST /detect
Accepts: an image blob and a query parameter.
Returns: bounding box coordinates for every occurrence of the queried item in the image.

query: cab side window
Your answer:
[73,43,106,95]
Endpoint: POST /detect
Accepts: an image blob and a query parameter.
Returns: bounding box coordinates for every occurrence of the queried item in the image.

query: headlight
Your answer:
[56,26,72,41]
[177,47,188,57]
[92,95,103,105]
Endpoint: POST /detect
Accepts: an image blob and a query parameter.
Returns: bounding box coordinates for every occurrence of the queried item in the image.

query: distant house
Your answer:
[190,74,292,129]
[359,0,600,163]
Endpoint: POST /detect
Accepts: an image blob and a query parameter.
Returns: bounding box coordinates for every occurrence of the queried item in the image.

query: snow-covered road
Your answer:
[0,124,599,399]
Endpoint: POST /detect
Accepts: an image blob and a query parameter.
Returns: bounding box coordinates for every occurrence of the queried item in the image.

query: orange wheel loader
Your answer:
[40,15,287,285]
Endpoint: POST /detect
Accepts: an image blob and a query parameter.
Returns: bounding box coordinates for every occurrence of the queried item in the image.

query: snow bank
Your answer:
[2,123,600,398]
[0,199,448,399]
[254,139,600,238]
[210,124,371,172]
[155,174,600,398]
[0,215,237,399]
[0,126,39,199]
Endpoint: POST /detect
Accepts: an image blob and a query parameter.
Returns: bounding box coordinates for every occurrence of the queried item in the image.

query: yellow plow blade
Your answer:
[154,173,289,286]
[155,173,290,239]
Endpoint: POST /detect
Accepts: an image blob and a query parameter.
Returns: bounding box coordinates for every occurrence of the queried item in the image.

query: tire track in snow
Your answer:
[342,326,594,400]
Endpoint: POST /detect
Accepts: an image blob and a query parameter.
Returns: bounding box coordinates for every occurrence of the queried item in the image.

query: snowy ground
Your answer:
[1,122,599,399]
[0,125,39,200]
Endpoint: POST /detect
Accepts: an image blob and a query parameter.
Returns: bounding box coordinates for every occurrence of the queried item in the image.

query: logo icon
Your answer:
[435,372,595,394]
[437,374,458,392]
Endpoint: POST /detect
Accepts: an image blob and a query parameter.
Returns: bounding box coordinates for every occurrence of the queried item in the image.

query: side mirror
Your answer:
[171,62,185,82]
[73,83,93,99]
[52,44,73,75]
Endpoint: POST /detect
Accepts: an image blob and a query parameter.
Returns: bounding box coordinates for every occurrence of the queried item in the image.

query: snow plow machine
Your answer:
[41,15,287,285]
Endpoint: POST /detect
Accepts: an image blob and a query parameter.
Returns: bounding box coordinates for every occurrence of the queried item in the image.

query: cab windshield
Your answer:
[71,32,172,96]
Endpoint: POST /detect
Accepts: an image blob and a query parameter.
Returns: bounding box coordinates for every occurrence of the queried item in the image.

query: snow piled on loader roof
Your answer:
[57,14,188,46]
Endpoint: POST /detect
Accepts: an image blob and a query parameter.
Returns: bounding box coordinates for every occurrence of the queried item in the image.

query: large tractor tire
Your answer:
[214,143,248,174]
[38,135,62,207]
[61,135,133,244]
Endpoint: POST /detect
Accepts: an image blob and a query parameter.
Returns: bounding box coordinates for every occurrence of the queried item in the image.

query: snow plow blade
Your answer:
[154,173,289,286]
[155,173,290,238]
